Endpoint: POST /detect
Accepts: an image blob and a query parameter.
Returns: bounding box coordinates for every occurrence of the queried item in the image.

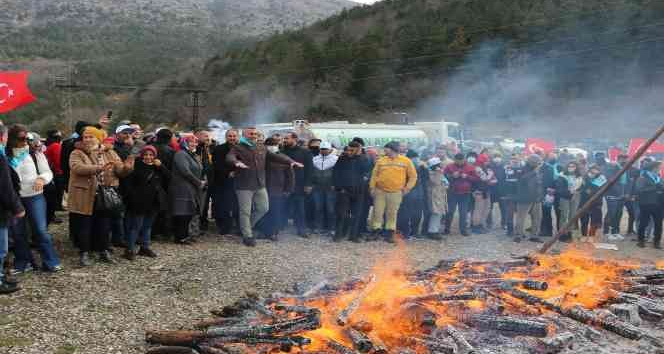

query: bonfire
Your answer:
[144,242,664,354]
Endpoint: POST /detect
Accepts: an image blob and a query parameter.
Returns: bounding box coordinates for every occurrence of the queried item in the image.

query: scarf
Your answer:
[645,170,662,184]
[9,147,30,169]
[239,137,255,147]
[0,145,5,157]
[591,174,607,187]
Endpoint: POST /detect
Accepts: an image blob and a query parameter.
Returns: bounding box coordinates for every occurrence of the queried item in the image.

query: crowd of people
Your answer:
[0,115,663,295]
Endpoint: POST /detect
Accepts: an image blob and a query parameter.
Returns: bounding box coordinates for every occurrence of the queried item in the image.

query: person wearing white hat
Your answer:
[312,141,338,235]
[425,157,449,240]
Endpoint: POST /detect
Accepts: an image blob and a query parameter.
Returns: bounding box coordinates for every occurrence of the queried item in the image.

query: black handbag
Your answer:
[94,161,124,214]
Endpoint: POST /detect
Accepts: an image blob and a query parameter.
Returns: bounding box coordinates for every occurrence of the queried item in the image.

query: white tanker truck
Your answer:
[251,120,463,148]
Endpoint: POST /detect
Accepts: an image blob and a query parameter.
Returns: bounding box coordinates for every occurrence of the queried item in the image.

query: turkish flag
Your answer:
[525,138,556,155]
[0,71,36,114]
[608,147,623,162]
[627,138,664,157]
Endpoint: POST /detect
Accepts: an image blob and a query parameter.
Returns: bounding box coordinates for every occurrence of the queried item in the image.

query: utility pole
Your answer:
[52,65,75,132]
[186,89,207,130]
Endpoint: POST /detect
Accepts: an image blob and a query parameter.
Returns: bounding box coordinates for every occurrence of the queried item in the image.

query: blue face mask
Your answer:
[411,158,420,165]
[0,145,5,156]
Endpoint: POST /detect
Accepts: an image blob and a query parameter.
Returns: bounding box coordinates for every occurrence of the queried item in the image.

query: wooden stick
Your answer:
[445,325,475,354]
[539,124,664,254]
[337,275,376,326]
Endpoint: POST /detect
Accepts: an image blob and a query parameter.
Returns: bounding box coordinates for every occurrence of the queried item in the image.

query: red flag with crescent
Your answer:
[525,138,556,155]
[0,71,36,114]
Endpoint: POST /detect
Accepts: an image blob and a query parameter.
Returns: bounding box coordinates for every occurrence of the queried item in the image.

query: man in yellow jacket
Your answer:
[369,141,417,243]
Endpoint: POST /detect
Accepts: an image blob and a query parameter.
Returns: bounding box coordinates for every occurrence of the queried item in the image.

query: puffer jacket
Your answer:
[312,153,338,189]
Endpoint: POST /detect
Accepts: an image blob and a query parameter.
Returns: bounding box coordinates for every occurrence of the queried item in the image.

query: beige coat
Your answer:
[428,169,448,215]
[68,144,131,216]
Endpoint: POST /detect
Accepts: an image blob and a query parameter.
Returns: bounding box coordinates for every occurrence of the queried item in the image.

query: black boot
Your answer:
[0,281,19,295]
[242,236,256,247]
[384,230,396,243]
[98,250,116,264]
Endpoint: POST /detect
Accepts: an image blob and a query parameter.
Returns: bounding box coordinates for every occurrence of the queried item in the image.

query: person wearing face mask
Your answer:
[555,161,583,242]
[281,132,314,238]
[487,153,506,230]
[308,139,322,157]
[255,138,295,241]
[540,152,560,237]
[212,129,241,236]
[169,135,205,245]
[0,123,25,294]
[5,125,61,275]
[69,126,134,266]
[603,154,639,238]
[635,161,664,248]
[396,150,428,239]
[123,145,169,260]
[311,142,339,235]
[227,128,302,246]
[579,164,607,239]
[443,153,480,236]
[425,157,448,240]
[333,142,372,242]
[500,154,521,237]
[513,154,544,243]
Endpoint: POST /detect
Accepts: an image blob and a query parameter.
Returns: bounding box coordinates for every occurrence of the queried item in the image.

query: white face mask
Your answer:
[267,146,279,153]
[467,157,476,164]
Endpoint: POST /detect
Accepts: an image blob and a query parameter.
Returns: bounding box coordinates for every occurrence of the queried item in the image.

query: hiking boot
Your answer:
[0,282,19,295]
[637,240,646,248]
[242,237,256,247]
[2,276,18,286]
[175,237,193,245]
[98,250,116,264]
[349,235,362,243]
[528,236,543,243]
[367,230,382,241]
[138,248,158,258]
[44,264,64,273]
[384,231,396,244]
[123,249,136,261]
[79,252,92,267]
[9,265,33,276]
[428,233,443,241]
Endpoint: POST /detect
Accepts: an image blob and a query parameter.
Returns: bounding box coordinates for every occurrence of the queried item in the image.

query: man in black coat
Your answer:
[195,129,215,231]
[540,152,560,237]
[281,132,313,237]
[333,142,371,242]
[212,129,240,235]
[0,123,25,294]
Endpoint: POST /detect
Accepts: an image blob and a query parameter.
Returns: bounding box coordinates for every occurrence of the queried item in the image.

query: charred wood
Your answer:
[146,347,200,354]
[346,328,373,353]
[337,275,376,326]
[325,338,359,354]
[445,325,476,354]
[459,314,549,337]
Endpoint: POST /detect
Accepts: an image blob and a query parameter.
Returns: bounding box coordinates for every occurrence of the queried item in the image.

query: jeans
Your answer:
[639,204,663,245]
[0,227,7,282]
[625,200,638,234]
[514,202,542,237]
[397,195,424,236]
[501,198,515,234]
[201,186,214,227]
[111,214,126,245]
[257,194,288,237]
[445,193,471,234]
[371,189,403,231]
[11,194,61,270]
[236,188,269,238]
[604,197,625,234]
[213,180,238,235]
[312,187,336,231]
[288,193,308,235]
[335,188,365,239]
[126,214,154,251]
[428,213,444,234]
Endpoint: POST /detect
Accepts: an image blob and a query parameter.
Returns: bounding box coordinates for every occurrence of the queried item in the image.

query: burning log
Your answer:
[301,280,331,297]
[407,291,483,303]
[350,321,373,333]
[146,347,200,354]
[198,346,227,354]
[273,304,319,315]
[146,330,205,346]
[365,333,388,354]
[346,328,373,353]
[459,314,549,337]
[337,275,376,326]
[325,338,359,354]
[205,312,321,339]
[609,291,664,320]
[445,325,475,354]
[564,306,643,340]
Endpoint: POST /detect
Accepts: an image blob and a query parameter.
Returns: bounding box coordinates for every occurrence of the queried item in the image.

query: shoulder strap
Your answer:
[30,152,41,175]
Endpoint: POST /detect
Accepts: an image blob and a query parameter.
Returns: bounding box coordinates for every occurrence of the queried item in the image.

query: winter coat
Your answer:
[153,142,175,175]
[266,157,295,196]
[580,174,607,208]
[10,151,53,198]
[282,145,313,194]
[197,143,214,182]
[515,166,543,204]
[405,164,428,201]
[635,172,664,207]
[60,136,80,189]
[333,153,372,194]
[370,155,418,193]
[125,160,170,215]
[443,163,479,195]
[312,153,338,189]
[212,142,237,187]
[68,144,131,216]
[226,140,294,191]
[541,162,558,191]
[113,141,132,161]
[500,165,519,200]
[604,163,639,199]
[169,150,204,216]
[0,154,24,227]
[427,168,448,215]
[555,174,583,201]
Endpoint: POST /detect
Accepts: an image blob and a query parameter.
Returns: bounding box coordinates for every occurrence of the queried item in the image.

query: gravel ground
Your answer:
[1,214,663,354]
